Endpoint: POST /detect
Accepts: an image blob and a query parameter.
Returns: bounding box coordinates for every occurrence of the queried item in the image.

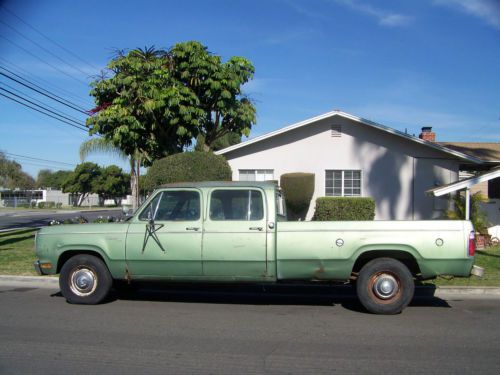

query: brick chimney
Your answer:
[419,126,436,142]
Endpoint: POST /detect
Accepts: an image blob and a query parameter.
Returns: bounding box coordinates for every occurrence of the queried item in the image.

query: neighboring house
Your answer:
[0,188,100,208]
[216,110,483,220]
[437,142,500,198]
[436,142,500,226]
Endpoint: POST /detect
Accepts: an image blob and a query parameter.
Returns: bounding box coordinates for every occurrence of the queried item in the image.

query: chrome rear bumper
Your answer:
[471,265,485,277]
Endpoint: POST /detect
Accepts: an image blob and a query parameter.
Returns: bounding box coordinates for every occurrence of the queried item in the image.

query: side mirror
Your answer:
[148,205,155,226]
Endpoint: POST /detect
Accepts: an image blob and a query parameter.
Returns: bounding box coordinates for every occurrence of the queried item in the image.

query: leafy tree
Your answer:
[194,132,241,152]
[144,152,232,191]
[170,41,256,151]
[61,162,102,206]
[86,47,203,165]
[86,41,256,167]
[79,138,142,209]
[0,152,35,189]
[93,165,130,205]
[36,169,72,189]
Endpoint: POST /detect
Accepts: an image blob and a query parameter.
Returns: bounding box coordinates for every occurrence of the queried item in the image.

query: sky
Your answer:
[0,0,499,179]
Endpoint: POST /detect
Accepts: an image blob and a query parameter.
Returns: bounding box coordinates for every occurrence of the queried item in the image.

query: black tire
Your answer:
[59,254,112,304]
[356,258,414,315]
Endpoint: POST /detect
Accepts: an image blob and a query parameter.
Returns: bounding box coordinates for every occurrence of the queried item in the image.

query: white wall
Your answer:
[479,199,500,226]
[223,116,459,220]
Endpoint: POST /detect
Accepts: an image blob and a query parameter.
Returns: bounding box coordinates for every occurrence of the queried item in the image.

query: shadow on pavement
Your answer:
[51,282,451,313]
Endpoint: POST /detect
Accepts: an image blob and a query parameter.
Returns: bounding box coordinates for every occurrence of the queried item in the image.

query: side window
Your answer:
[210,189,264,221]
[139,191,200,221]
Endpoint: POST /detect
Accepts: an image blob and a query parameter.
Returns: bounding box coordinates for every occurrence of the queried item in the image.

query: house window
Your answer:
[325,170,361,196]
[239,169,274,181]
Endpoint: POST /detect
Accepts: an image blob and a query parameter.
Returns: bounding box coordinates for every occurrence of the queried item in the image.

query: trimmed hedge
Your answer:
[280,173,315,219]
[313,197,375,221]
[145,151,232,190]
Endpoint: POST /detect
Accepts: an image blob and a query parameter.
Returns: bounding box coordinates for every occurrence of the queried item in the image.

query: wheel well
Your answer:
[352,250,421,276]
[57,250,106,273]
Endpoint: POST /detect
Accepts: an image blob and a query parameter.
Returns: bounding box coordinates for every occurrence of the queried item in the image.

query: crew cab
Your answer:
[34,181,480,314]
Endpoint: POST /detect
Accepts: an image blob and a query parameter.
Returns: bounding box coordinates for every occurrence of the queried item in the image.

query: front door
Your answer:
[202,188,268,279]
[125,189,203,278]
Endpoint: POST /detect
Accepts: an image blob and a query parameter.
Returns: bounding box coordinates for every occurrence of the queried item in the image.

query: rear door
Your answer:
[202,188,268,279]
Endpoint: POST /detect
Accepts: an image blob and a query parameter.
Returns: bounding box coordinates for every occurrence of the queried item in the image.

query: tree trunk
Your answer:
[130,166,139,211]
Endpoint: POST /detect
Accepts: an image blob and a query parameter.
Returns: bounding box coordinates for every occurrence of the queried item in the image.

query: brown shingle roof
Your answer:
[438,142,500,162]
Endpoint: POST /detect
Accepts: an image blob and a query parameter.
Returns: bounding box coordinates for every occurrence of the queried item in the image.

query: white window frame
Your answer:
[325,170,362,197]
[239,169,274,182]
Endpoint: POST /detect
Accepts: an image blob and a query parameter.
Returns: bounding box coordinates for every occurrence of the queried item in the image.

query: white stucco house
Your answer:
[215,110,484,220]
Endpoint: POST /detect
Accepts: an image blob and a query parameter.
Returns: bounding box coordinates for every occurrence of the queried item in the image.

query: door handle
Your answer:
[249,227,263,231]
[186,227,200,231]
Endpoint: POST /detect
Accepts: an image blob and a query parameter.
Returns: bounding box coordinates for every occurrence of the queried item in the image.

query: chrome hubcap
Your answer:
[373,274,399,299]
[70,268,97,296]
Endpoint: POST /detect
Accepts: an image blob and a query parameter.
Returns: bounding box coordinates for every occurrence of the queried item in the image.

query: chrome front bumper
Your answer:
[33,260,43,276]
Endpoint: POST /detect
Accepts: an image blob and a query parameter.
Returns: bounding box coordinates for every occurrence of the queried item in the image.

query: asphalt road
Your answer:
[1,283,499,374]
[0,209,123,230]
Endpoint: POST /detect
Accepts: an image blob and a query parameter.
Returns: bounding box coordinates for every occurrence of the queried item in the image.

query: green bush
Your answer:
[46,201,55,209]
[37,202,45,209]
[55,202,63,209]
[313,197,375,221]
[280,173,315,220]
[446,192,488,234]
[145,151,232,190]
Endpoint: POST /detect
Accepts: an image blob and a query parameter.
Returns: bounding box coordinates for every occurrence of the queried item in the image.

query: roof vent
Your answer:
[331,124,342,137]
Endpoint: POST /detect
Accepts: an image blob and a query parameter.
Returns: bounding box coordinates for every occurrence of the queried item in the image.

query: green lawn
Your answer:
[1,229,500,285]
[425,245,500,287]
[0,229,38,276]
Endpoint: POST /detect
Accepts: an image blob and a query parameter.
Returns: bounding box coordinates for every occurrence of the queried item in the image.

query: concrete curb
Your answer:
[1,275,500,298]
[0,275,59,289]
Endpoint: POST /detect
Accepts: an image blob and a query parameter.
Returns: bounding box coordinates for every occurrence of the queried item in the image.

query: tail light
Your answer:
[468,231,475,257]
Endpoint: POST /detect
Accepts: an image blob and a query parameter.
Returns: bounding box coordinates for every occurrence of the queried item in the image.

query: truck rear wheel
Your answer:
[59,254,112,305]
[356,258,414,315]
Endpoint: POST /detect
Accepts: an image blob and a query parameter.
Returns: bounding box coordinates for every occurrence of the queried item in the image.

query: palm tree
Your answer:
[79,138,142,210]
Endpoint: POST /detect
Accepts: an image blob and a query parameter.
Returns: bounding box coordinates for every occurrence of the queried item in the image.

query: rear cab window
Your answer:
[209,189,264,221]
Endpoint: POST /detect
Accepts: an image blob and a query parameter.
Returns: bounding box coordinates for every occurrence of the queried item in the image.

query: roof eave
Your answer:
[215,110,483,164]
[427,169,500,197]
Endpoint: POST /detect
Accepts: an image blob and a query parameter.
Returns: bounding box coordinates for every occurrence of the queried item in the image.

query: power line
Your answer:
[0,5,100,72]
[0,86,87,129]
[0,80,85,124]
[0,67,89,114]
[2,152,76,167]
[0,34,89,86]
[0,56,92,107]
[0,19,93,78]
[6,158,73,170]
[0,91,89,133]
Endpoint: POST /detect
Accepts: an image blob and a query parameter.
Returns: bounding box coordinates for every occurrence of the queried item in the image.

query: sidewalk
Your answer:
[1,275,500,298]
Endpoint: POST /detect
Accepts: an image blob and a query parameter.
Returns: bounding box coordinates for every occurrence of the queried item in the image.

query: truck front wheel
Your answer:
[356,258,414,315]
[59,254,112,304]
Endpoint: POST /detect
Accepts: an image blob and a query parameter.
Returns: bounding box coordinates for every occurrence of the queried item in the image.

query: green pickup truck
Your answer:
[34,181,480,314]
